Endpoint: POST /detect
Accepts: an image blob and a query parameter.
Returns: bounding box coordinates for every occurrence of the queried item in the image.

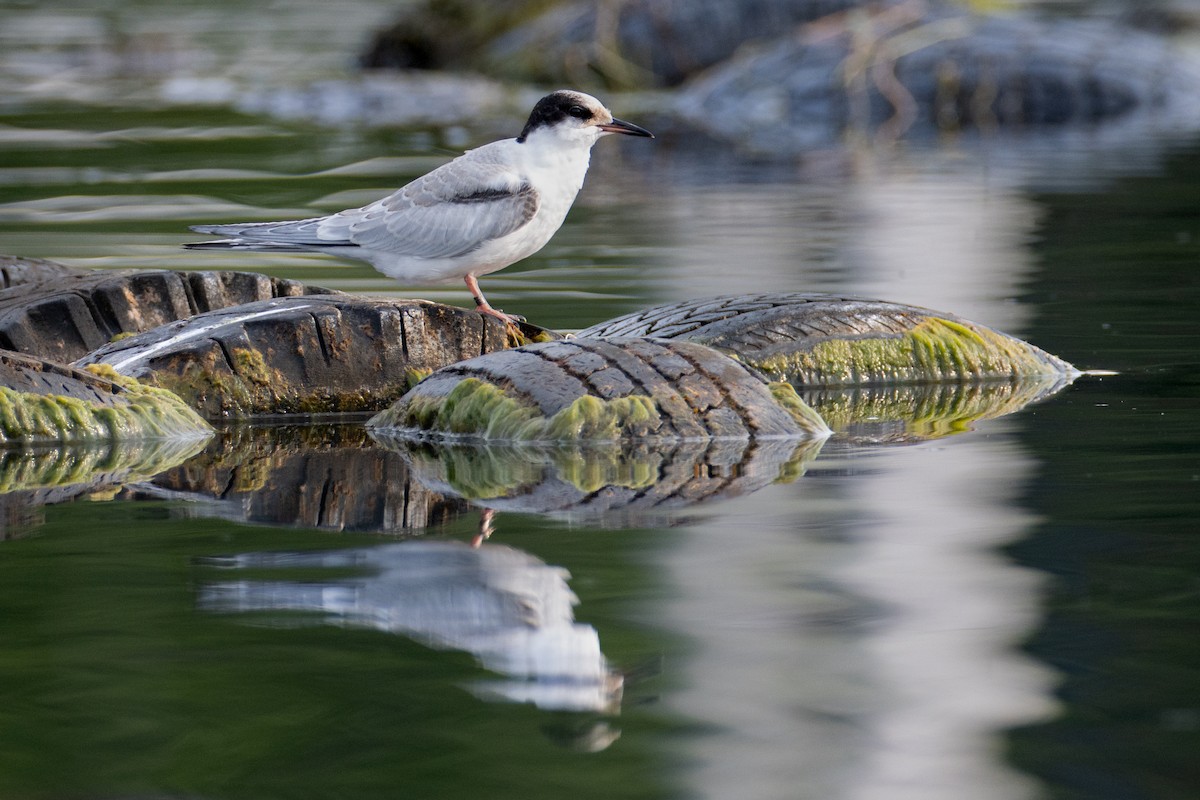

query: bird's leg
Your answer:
[471,508,496,548]
[464,274,524,327]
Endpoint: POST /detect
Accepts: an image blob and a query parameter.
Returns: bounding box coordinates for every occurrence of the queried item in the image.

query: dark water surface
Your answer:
[3,7,1200,798]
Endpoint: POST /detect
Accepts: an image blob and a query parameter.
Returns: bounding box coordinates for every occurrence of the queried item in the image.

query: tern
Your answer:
[185,89,653,326]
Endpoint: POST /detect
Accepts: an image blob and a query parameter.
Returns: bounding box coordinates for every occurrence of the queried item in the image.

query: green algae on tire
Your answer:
[144,423,470,533]
[802,372,1076,443]
[80,295,562,419]
[761,317,1072,386]
[0,437,208,495]
[578,293,1078,386]
[0,352,212,445]
[369,337,831,441]
[380,377,664,441]
[378,434,826,521]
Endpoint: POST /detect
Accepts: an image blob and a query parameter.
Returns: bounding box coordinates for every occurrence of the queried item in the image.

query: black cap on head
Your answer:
[518,91,596,142]
[517,90,653,142]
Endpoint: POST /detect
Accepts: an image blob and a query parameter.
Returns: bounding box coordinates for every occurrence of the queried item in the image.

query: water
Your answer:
[2,3,1200,798]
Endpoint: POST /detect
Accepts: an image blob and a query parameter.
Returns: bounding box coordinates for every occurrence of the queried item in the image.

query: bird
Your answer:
[185,89,653,327]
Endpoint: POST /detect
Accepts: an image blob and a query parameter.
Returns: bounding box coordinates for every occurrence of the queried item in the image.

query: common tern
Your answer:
[185,89,653,326]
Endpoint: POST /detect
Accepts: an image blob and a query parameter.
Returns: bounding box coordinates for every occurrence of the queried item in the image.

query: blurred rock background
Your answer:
[5,0,1200,150]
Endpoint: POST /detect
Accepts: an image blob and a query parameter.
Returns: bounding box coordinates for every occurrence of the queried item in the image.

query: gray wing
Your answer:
[192,148,539,260]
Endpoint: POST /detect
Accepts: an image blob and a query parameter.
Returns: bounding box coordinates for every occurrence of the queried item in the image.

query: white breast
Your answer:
[468,136,593,275]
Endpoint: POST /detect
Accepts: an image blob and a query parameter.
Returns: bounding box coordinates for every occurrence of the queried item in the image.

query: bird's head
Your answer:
[517,90,654,146]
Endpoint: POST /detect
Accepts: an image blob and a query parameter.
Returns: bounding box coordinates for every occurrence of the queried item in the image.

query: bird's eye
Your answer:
[567,105,590,119]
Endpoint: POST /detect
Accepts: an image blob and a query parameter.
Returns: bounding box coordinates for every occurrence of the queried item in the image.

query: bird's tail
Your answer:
[184,220,341,253]
[183,239,311,252]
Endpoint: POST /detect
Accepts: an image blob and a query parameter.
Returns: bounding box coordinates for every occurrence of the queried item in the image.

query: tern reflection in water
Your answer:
[197,540,622,718]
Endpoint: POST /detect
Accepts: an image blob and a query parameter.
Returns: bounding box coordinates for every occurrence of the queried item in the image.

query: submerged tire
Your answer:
[369,337,830,441]
[389,435,824,523]
[142,424,469,533]
[801,372,1076,443]
[0,268,336,363]
[79,295,559,419]
[578,293,1077,385]
[0,255,82,289]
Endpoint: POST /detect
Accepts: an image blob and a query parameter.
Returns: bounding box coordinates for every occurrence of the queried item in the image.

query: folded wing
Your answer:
[191,151,540,260]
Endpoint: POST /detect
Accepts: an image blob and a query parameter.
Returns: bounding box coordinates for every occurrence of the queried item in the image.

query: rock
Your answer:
[362,0,857,89]
[385,434,823,523]
[0,436,209,538]
[79,295,561,419]
[360,3,1199,122]
[577,293,1077,385]
[0,350,212,444]
[678,8,1200,151]
[139,423,469,532]
[0,266,335,363]
[360,0,561,71]
[481,0,857,88]
[369,337,830,440]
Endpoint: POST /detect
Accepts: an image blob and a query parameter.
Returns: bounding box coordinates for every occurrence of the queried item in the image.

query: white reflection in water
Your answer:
[606,151,1040,335]
[838,434,1057,800]
[659,430,1057,800]
[840,169,1040,333]
[636,181,852,299]
[198,540,620,714]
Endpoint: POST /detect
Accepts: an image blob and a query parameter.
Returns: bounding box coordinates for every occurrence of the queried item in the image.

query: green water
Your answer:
[3,4,1200,797]
[1006,160,1200,800]
[0,503,681,798]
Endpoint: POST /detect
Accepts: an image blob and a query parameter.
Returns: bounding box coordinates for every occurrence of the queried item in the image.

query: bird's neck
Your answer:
[519,132,594,194]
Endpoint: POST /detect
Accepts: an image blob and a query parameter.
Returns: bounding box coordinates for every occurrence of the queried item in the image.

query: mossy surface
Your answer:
[0,437,208,492]
[230,347,273,386]
[145,347,409,419]
[379,435,826,508]
[404,367,433,391]
[397,441,667,499]
[505,326,556,348]
[804,372,1074,439]
[768,381,831,436]
[755,316,1075,385]
[372,378,663,442]
[142,350,257,418]
[0,365,212,445]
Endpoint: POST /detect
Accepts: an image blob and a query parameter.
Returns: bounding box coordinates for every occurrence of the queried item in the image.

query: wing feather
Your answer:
[192,144,540,260]
[327,148,538,259]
